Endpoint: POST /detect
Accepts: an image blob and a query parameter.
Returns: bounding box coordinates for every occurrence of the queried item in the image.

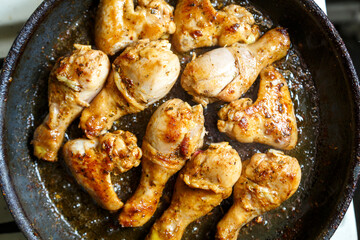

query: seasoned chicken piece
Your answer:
[80,40,180,139]
[95,0,176,55]
[172,0,260,52]
[218,65,298,150]
[63,130,142,211]
[216,149,301,240]
[119,99,205,227]
[146,142,242,240]
[32,45,110,161]
[181,27,291,106]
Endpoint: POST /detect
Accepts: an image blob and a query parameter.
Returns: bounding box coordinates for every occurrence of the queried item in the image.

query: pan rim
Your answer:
[0,0,359,239]
[298,0,360,238]
[0,0,61,239]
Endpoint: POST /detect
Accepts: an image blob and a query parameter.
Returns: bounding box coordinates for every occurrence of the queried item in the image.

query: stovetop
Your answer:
[0,0,358,239]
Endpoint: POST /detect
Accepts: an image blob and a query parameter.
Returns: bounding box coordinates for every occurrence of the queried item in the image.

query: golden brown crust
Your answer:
[119,99,205,227]
[216,150,301,240]
[146,143,242,240]
[218,65,298,150]
[95,0,175,55]
[79,66,132,139]
[63,130,142,211]
[33,45,110,161]
[173,0,260,52]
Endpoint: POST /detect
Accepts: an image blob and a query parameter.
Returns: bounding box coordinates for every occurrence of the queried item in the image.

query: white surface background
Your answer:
[0,0,358,240]
[0,0,43,57]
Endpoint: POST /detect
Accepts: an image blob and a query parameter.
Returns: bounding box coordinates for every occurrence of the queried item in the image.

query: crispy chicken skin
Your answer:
[80,40,180,139]
[172,0,260,52]
[216,149,301,240]
[32,44,110,161]
[63,130,142,211]
[218,65,298,150]
[95,0,176,55]
[181,27,291,106]
[146,142,242,240]
[119,99,205,227]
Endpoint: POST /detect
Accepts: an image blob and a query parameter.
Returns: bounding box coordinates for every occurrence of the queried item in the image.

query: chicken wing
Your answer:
[119,98,205,227]
[146,142,242,240]
[95,0,176,55]
[32,44,110,161]
[80,40,180,139]
[218,65,298,150]
[63,130,142,211]
[181,27,291,106]
[172,0,260,52]
[216,149,301,240]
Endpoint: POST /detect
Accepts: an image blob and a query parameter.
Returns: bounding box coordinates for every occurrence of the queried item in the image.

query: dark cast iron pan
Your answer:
[0,0,359,239]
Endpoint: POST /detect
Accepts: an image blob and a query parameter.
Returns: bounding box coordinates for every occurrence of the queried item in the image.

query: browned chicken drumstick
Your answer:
[218,65,298,150]
[172,0,260,52]
[119,98,205,227]
[32,44,110,161]
[216,149,301,240]
[80,40,180,139]
[63,130,142,211]
[181,27,291,106]
[95,0,176,55]
[146,142,242,240]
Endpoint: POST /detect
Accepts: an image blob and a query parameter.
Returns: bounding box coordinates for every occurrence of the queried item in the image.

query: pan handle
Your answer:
[0,58,3,70]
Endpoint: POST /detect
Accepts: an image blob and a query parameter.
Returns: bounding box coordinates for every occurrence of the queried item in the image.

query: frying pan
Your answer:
[0,0,359,239]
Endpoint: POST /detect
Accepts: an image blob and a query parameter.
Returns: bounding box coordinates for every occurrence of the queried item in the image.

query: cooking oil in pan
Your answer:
[36,0,320,239]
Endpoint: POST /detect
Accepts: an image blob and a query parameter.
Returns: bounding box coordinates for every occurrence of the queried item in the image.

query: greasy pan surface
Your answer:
[0,0,359,239]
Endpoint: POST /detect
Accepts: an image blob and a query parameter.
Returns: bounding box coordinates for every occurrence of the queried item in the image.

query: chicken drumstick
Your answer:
[146,142,242,240]
[32,44,110,161]
[181,27,291,106]
[63,130,142,211]
[216,149,301,240]
[80,40,180,139]
[119,98,205,227]
[218,65,298,150]
[173,0,260,52]
[95,0,176,55]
